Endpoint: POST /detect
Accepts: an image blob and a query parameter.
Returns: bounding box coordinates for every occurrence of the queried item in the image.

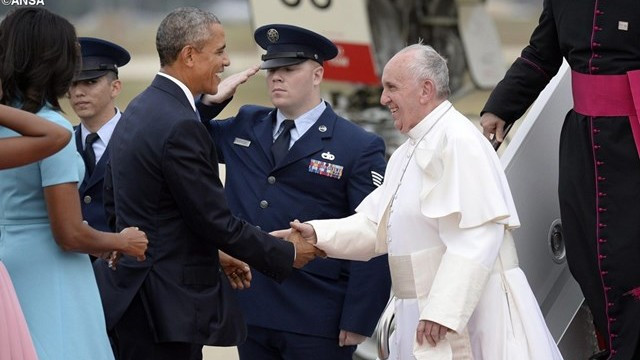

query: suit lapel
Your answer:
[83,145,110,190]
[75,126,92,192]
[253,111,277,167]
[272,105,336,171]
[74,126,83,152]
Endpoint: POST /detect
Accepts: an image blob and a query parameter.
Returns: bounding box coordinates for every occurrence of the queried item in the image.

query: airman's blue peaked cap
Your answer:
[254,24,338,70]
[76,37,130,81]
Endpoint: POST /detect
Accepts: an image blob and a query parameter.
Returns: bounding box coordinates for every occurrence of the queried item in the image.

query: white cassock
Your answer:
[309,101,563,360]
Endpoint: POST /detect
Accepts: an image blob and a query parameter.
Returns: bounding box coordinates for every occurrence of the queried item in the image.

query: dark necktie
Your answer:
[84,132,99,176]
[271,119,295,164]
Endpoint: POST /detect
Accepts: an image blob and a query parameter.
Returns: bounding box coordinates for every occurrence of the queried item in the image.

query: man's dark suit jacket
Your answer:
[93,75,295,346]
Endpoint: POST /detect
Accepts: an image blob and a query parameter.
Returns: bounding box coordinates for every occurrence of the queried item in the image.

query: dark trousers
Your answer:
[237,325,356,360]
[111,292,203,360]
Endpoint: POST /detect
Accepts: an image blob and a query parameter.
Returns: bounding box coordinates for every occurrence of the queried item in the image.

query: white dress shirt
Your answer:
[81,109,121,164]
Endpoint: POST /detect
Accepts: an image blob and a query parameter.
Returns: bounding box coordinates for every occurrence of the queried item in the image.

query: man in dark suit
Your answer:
[70,37,130,232]
[198,24,391,360]
[92,8,319,360]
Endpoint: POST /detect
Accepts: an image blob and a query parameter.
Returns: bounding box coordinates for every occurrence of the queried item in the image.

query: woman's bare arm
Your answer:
[44,183,147,259]
[0,104,71,169]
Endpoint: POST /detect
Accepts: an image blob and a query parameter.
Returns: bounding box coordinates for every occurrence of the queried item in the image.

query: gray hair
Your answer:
[397,43,450,98]
[156,7,221,67]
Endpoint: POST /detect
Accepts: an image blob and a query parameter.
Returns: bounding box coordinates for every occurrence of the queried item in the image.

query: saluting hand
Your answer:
[201,64,260,104]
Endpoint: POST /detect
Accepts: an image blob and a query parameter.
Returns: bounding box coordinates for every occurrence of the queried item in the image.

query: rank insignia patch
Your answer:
[371,170,383,187]
[308,159,343,179]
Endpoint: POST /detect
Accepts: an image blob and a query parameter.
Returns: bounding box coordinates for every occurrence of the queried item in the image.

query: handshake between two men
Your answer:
[220,220,322,290]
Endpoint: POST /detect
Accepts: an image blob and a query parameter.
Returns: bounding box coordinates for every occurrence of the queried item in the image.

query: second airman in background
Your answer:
[69,37,130,232]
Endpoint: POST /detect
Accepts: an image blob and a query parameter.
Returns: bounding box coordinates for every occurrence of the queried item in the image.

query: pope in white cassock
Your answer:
[282,44,564,359]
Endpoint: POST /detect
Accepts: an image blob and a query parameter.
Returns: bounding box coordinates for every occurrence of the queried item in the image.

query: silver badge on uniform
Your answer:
[321,151,335,160]
[371,170,383,187]
[267,28,279,43]
[318,125,327,132]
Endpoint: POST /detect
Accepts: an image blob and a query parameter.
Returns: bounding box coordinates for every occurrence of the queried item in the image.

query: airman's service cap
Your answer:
[254,24,338,70]
[76,37,130,81]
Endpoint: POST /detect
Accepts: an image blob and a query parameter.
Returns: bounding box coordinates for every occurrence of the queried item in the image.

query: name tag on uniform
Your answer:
[233,137,251,147]
[308,159,343,179]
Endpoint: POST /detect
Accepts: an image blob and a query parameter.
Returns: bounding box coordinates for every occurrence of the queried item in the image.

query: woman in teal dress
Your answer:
[0,83,71,360]
[0,8,148,360]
